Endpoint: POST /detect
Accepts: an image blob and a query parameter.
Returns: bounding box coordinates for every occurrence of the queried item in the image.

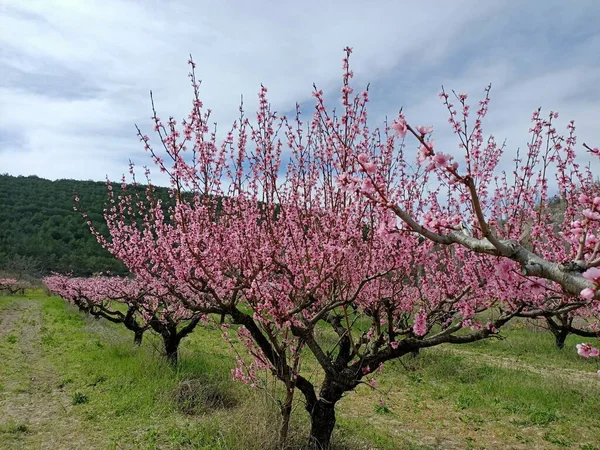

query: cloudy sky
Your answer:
[1,0,599,184]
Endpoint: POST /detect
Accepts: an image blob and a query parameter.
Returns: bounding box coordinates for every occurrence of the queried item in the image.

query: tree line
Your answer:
[0,174,176,277]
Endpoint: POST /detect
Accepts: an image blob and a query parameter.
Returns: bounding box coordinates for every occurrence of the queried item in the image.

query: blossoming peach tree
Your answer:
[0,278,19,294]
[44,274,149,345]
[44,274,201,363]
[87,49,599,448]
[534,300,600,349]
[0,278,30,295]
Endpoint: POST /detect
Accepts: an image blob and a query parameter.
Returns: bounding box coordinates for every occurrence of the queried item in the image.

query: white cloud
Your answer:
[0,0,598,183]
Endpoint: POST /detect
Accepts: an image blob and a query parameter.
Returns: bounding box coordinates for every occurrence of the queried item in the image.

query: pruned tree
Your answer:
[44,274,201,363]
[79,49,600,448]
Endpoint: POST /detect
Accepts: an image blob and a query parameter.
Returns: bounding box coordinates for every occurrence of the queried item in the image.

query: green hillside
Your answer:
[0,174,171,277]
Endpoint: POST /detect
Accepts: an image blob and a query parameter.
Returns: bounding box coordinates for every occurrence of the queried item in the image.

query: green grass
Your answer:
[460,320,598,368]
[1,293,599,449]
[332,326,600,450]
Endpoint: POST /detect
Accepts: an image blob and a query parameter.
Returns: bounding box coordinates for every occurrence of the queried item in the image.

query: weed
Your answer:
[529,409,559,426]
[373,400,392,415]
[72,392,89,405]
[172,378,237,415]
[543,431,571,447]
[0,421,29,434]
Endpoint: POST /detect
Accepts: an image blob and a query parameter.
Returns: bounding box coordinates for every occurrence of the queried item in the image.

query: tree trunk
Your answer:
[545,316,570,350]
[278,387,295,449]
[162,334,180,365]
[553,329,569,349]
[133,329,144,346]
[308,399,337,449]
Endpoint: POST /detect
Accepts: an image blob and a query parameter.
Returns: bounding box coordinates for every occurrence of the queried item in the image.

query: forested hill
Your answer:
[0,174,172,277]
[0,173,581,279]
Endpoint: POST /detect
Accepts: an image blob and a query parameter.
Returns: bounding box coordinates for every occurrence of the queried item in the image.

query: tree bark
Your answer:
[308,398,337,450]
[278,388,294,449]
[551,328,569,349]
[133,329,144,346]
[545,317,570,349]
[162,334,180,365]
[306,377,346,450]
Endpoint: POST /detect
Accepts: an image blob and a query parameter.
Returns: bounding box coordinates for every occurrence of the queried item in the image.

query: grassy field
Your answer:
[1,292,599,449]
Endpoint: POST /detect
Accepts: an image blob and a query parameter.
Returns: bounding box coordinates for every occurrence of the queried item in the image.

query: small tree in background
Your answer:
[44,274,201,363]
[537,307,600,349]
[0,278,19,295]
[44,275,149,345]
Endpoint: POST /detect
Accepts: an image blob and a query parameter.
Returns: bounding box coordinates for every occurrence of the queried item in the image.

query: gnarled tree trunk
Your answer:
[552,328,569,349]
[306,377,345,449]
[155,317,201,366]
[133,329,144,346]
[546,316,571,349]
[162,332,181,365]
[308,399,337,449]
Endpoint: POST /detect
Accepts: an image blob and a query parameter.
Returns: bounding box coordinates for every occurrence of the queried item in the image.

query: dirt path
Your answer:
[0,299,98,450]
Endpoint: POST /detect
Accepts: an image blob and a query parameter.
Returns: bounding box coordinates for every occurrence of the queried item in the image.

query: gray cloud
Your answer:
[0,0,598,183]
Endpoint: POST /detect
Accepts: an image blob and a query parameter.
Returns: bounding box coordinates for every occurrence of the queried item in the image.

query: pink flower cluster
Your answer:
[581,267,600,300]
[576,343,600,358]
[413,309,428,337]
[0,278,18,288]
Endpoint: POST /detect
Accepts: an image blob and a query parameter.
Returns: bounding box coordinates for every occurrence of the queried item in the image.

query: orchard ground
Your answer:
[0,291,599,450]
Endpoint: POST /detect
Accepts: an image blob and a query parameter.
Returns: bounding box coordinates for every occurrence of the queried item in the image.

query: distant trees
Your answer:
[0,278,23,295]
[44,274,202,364]
[544,311,599,349]
[0,174,178,277]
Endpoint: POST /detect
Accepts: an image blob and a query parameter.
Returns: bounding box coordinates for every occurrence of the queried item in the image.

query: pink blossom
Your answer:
[363,162,377,174]
[358,153,370,164]
[576,343,599,358]
[582,209,600,221]
[433,152,451,168]
[391,118,407,138]
[495,259,516,282]
[525,279,546,296]
[416,125,433,135]
[582,267,600,283]
[413,309,427,336]
[581,288,596,300]
[417,142,433,164]
[361,179,376,194]
[485,322,498,333]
